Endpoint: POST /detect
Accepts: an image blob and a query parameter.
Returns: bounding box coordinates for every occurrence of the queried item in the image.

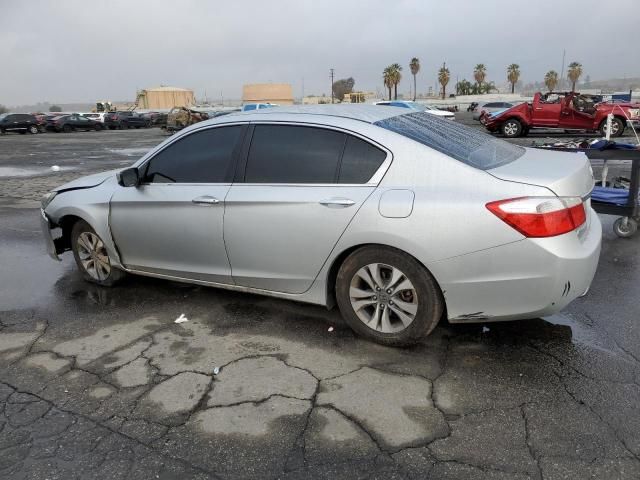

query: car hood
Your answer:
[53,169,120,193]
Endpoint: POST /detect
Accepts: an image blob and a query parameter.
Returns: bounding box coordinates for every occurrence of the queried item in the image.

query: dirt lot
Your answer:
[1,121,639,479]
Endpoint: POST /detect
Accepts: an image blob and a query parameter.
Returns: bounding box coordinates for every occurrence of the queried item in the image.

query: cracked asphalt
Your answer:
[1,119,640,479]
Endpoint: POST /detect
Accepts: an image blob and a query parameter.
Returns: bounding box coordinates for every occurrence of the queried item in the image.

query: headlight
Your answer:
[41,191,57,209]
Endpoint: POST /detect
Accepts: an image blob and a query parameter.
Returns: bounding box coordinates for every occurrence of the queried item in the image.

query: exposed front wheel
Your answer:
[599,117,624,137]
[71,220,125,286]
[502,119,522,138]
[336,246,443,346]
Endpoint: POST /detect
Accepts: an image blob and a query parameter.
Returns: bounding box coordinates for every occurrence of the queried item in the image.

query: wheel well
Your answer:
[57,215,83,252]
[325,243,447,319]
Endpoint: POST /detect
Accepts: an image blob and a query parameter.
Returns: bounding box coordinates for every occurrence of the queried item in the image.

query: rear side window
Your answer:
[338,136,386,183]
[375,111,524,170]
[245,125,345,183]
[144,126,242,183]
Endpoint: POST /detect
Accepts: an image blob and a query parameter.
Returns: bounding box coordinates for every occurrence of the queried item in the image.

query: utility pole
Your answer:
[560,49,566,91]
[301,77,305,104]
[330,68,335,104]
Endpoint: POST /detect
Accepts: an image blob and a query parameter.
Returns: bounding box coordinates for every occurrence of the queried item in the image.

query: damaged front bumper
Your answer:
[40,208,61,261]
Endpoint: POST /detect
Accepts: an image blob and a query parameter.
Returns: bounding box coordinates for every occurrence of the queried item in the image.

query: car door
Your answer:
[110,124,246,283]
[224,123,388,294]
[533,94,562,127]
[6,115,20,131]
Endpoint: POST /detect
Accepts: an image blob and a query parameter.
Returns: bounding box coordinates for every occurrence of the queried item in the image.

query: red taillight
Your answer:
[486,197,586,238]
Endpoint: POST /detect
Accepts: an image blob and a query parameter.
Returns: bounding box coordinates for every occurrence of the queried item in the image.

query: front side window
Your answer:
[144,126,242,183]
[245,125,345,183]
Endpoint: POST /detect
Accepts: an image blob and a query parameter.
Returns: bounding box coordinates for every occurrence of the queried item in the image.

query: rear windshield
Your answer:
[374,111,524,170]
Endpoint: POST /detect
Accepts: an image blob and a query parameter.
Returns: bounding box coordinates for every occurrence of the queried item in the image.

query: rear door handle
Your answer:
[319,198,356,208]
[192,195,220,205]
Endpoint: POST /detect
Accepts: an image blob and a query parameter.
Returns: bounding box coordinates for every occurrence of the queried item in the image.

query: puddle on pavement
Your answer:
[0,166,75,177]
[107,147,150,157]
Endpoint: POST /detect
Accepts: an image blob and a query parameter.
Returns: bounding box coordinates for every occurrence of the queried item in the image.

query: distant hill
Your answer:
[583,77,640,91]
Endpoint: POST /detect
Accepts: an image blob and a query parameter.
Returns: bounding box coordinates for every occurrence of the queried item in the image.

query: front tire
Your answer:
[502,118,522,138]
[599,117,625,137]
[62,124,72,133]
[71,220,124,286]
[28,125,39,134]
[336,246,443,346]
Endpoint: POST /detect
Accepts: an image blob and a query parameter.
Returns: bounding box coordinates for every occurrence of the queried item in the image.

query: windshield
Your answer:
[0,113,8,120]
[375,111,524,170]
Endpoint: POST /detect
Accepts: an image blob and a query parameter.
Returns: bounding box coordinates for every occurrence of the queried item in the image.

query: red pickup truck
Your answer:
[481,91,640,138]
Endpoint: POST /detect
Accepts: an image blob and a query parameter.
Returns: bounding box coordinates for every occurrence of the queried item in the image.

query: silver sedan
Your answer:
[40,105,601,346]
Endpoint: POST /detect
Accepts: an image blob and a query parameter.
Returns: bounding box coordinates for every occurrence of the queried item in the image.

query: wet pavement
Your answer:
[1,124,640,479]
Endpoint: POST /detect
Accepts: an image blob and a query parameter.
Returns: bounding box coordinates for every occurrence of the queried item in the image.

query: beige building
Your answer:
[135,86,195,109]
[242,83,294,105]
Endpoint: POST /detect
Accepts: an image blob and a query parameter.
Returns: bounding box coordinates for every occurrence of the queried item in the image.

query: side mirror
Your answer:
[117,167,139,187]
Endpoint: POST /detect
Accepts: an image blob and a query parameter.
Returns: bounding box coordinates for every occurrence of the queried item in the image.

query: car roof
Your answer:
[220,104,409,124]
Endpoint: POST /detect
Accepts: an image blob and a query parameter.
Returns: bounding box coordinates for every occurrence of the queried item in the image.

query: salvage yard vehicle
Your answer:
[40,105,601,346]
[375,100,455,119]
[0,113,40,134]
[481,91,640,138]
[104,111,150,130]
[164,107,209,132]
[472,101,515,121]
[46,114,103,132]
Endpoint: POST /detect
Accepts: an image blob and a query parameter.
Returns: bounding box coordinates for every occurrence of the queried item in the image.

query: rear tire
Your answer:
[94,124,102,131]
[28,125,39,134]
[62,124,72,133]
[71,220,125,286]
[335,246,443,346]
[599,117,625,137]
[502,118,522,138]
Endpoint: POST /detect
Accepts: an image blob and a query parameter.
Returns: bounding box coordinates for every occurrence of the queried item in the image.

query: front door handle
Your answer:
[319,198,356,208]
[192,195,220,205]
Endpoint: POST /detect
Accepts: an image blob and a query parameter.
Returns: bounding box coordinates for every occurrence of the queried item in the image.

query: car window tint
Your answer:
[338,136,386,183]
[245,125,345,183]
[144,126,242,183]
[244,105,257,111]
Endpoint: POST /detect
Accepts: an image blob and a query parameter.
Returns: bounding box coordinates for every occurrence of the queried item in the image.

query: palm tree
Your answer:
[567,62,583,91]
[473,64,487,90]
[383,67,393,100]
[507,64,520,94]
[438,66,450,99]
[409,57,420,101]
[389,63,402,100]
[480,81,497,94]
[544,70,559,92]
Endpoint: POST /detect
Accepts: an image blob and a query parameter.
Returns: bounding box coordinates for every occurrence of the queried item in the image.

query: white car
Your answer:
[374,101,455,119]
[82,112,106,123]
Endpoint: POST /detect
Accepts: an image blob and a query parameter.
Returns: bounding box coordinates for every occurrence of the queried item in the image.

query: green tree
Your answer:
[49,105,62,112]
[507,64,520,94]
[567,62,583,91]
[544,70,559,92]
[473,64,487,90]
[383,66,394,100]
[438,66,450,99]
[456,79,472,95]
[332,77,355,102]
[409,57,420,101]
[389,63,402,100]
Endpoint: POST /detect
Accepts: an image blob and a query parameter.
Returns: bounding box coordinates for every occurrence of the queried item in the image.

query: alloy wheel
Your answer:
[349,263,418,333]
[504,122,518,136]
[76,232,111,281]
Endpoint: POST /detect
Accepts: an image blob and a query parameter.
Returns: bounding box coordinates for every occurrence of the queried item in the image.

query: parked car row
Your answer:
[0,110,165,134]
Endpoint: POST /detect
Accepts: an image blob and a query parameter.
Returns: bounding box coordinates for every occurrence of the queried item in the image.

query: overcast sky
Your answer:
[1,0,637,105]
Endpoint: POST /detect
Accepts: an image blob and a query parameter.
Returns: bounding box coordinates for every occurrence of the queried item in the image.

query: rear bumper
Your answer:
[40,209,61,261]
[430,210,602,323]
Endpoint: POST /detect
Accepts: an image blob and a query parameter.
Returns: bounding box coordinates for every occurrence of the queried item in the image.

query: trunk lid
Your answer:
[487,147,594,197]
